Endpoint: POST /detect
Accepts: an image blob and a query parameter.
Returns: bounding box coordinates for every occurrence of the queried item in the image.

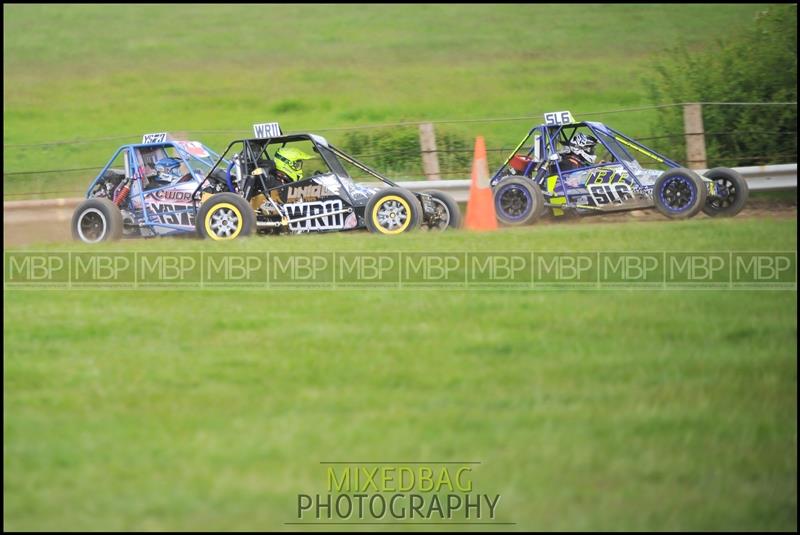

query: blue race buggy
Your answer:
[490,111,749,225]
[72,126,461,243]
[71,133,228,242]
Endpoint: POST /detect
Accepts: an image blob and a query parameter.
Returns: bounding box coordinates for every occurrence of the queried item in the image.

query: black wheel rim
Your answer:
[659,175,696,212]
[78,209,107,242]
[497,185,533,220]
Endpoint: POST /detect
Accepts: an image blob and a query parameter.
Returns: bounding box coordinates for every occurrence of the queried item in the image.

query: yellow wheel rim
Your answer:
[204,202,244,240]
[371,195,412,235]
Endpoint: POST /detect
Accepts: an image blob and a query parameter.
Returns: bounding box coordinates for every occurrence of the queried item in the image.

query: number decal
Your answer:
[544,111,575,126]
[587,183,633,205]
[585,165,634,205]
[253,122,282,138]
[142,132,167,144]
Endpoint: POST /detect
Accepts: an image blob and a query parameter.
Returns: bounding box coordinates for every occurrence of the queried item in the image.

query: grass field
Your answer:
[3,4,771,198]
[4,3,797,531]
[4,217,797,531]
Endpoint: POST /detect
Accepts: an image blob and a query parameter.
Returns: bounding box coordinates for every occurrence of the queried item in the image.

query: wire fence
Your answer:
[4,102,797,199]
[5,132,797,177]
[4,102,798,150]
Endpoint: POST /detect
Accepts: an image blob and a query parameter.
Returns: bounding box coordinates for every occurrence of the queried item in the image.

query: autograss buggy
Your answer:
[490,111,749,225]
[71,133,228,243]
[193,123,460,240]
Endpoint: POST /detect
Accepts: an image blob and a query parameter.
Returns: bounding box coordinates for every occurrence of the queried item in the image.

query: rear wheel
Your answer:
[420,190,461,230]
[71,198,124,243]
[493,176,545,226]
[196,192,255,240]
[653,168,707,219]
[702,167,749,217]
[365,187,422,235]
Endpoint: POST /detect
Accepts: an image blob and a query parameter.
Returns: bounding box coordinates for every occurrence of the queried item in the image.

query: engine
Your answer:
[90,169,126,199]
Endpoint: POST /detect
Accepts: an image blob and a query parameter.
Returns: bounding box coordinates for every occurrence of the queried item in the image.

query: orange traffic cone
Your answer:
[464,136,498,231]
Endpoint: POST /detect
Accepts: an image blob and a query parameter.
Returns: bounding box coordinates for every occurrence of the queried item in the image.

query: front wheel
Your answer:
[653,168,707,219]
[492,176,545,226]
[71,198,124,243]
[196,192,256,240]
[702,167,749,217]
[365,187,422,235]
[420,190,462,231]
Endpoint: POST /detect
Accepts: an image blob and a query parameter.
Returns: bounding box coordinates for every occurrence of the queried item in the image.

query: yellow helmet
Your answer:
[274,147,314,181]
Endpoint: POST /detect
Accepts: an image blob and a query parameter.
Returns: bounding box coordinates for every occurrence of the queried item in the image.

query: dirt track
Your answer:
[3,198,796,247]
[538,198,798,226]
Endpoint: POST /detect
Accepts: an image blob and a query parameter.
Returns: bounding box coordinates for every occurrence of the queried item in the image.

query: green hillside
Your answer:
[3,4,769,198]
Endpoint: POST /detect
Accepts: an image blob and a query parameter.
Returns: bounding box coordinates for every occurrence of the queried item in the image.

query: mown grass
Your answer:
[4,218,797,531]
[3,4,770,198]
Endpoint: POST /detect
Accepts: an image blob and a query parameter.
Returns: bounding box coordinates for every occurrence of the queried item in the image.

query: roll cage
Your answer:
[86,140,224,197]
[196,133,403,203]
[489,121,682,206]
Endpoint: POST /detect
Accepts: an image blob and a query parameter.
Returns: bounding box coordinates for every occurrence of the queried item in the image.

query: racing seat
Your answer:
[255,158,275,176]
[253,158,292,190]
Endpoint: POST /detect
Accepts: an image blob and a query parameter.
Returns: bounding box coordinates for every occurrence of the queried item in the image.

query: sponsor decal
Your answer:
[285,183,335,203]
[174,141,209,158]
[313,175,343,196]
[149,189,194,203]
[586,167,628,185]
[346,182,378,202]
[147,203,195,227]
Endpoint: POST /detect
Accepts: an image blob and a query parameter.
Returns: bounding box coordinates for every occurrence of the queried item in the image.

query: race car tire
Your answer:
[196,192,255,240]
[492,176,545,226]
[701,167,749,218]
[420,189,462,231]
[653,168,707,219]
[71,197,124,243]
[365,187,422,235]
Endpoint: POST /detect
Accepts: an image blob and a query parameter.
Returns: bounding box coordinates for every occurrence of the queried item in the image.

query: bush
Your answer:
[339,127,472,180]
[646,5,797,167]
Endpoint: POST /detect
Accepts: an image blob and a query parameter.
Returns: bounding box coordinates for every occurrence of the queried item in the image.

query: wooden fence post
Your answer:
[683,103,707,169]
[419,122,441,180]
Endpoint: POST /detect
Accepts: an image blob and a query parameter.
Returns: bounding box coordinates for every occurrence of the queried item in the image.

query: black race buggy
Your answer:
[195,128,460,240]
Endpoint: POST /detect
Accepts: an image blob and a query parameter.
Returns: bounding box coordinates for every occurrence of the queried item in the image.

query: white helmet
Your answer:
[570,133,598,165]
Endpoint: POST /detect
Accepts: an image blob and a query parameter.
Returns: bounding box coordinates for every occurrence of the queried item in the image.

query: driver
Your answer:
[273,147,315,182]
[560,133,599,170]
[153,157,186,186]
